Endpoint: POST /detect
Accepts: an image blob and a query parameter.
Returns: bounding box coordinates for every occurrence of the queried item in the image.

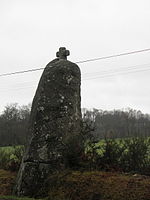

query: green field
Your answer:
[1,137,150,157]
[0,145,24,151]
[0,145,24,158]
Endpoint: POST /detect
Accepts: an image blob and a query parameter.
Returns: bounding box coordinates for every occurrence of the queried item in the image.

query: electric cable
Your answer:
[0,47,150,77]
[0,62,150,93]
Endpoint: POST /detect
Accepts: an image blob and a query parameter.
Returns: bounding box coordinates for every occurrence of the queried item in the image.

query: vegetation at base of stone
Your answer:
[61,120,94,170]
[62,135,85,170]
[40,171,150,200]
[54,125,150,175]
[1,137,150,174]
[69,113,150,174]
[0,146,24,171]
[0,170,42,199]
[2,169,150,200]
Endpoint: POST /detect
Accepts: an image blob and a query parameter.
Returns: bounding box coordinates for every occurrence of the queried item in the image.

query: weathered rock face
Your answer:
[14,48,81,197]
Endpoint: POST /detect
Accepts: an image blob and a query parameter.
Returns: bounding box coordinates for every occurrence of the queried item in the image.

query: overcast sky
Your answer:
[0,0,150,113]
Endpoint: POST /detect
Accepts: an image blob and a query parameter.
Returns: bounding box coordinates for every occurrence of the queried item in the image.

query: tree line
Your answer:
[0,103,31,146]
[83,108,150,139]
[1,104,150,146]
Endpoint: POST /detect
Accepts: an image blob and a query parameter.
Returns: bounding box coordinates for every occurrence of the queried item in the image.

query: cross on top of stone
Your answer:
[56,47,70,60]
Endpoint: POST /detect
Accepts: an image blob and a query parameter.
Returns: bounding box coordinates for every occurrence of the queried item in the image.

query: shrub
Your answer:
[120,137,150,173]
[0,146,24,171]
[85,137,150,174]
[62,135,85,170]
[0,149,10,170]
[96,139,125,171]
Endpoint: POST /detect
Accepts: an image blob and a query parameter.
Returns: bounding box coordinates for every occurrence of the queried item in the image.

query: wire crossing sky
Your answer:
[0,47,150,77]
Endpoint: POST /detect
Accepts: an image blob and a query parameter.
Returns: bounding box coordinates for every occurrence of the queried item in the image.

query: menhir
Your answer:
[14,47,81,197]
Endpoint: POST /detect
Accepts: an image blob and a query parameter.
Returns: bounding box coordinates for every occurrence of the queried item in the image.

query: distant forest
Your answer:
[0,103,31,146]
[0,103,150,146]
[83,108,150,139]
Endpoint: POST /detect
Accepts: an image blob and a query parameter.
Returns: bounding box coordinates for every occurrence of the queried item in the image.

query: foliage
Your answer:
[60,115,150,173]
[85,137,150,174]
[1,137,150,174]
[120,137,150,173]
[95,138,125,171]
[59,116,95,170]
[0,146,24,171]
[0,149,11,170]
[62,135,85,170]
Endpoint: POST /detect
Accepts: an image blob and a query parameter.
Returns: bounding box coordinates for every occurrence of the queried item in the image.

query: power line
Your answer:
[76,48,150,64]
[82,63,150,79]
[1,48,150,77]
[83,63,150,76]
[0,63,150,93]
[0,68,44,77]
[83,66,150,80]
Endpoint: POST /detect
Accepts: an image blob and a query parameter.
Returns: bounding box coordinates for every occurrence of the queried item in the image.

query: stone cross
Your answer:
[56,47,70,60]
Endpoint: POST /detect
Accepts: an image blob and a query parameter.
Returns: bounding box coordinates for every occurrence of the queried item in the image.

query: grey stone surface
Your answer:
[56,47,70,59]
[14,48,81,196]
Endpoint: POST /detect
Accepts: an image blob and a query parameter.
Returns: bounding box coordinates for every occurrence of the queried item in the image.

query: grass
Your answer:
[45,170,150,200]
[0,146,24,160]
[0,169,16,196]
[0,170,42,200]
[0,146,24,154]
[1,169,150,200]
[0,146,17,152]
[0,195,39,200]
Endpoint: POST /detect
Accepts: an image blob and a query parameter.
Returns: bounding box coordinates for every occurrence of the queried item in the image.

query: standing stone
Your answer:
[14,47,81,197]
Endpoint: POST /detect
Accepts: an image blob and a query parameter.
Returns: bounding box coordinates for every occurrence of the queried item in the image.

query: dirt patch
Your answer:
[0,170,16,196]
